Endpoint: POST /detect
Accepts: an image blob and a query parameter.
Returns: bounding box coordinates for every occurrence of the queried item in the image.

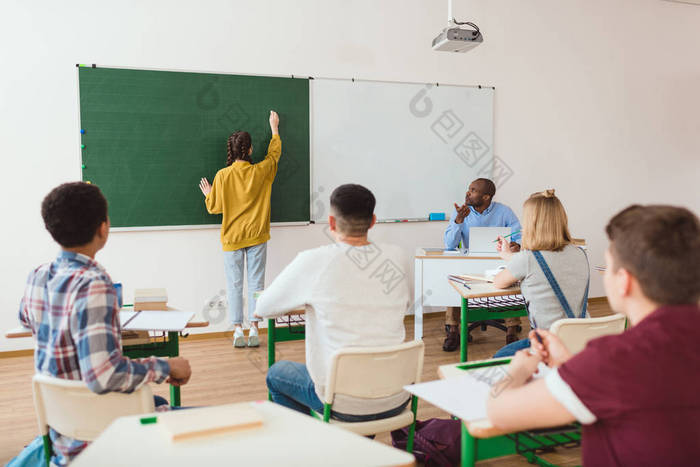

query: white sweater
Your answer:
[256,242,410,415]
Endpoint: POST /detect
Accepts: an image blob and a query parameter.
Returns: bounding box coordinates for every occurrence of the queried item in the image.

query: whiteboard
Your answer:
[311,79,494,221]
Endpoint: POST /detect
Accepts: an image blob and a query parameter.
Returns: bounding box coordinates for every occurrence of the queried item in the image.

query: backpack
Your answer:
[391,418,461,466]
[6,436,47,467]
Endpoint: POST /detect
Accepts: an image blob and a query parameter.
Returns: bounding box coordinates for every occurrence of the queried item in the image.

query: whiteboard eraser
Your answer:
[429,213,446,221]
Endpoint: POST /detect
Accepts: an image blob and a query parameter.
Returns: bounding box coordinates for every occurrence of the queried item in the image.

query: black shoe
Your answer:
[506,325,520,344]
[443,325,460,352]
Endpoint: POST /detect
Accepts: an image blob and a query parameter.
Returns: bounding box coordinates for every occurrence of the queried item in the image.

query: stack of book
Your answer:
[134,288,168,311]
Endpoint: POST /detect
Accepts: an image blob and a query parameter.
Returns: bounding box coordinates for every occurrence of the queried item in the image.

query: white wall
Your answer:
[2,0,699,351]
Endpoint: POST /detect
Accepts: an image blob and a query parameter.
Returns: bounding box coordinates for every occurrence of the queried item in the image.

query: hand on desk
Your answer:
[503,349,542,389]
[528,330,572,368]
[167,357,192,386]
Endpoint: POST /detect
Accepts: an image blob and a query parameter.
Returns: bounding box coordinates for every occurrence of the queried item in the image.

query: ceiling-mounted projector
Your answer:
[432,0,482,53]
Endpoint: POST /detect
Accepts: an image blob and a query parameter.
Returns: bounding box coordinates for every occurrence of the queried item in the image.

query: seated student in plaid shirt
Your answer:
[19,182,192,466]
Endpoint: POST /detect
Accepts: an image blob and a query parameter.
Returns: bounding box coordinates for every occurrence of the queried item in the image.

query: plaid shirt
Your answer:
[19,251,170,465]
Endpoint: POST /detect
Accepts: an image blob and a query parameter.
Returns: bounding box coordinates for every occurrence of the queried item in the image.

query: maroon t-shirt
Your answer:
[558,305,700,466]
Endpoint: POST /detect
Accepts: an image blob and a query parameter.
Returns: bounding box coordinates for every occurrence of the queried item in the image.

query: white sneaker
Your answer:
[233,327,246,348]
[248,326,259,347]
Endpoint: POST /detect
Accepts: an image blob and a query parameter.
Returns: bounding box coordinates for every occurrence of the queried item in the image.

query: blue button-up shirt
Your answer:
[444,201,522,249]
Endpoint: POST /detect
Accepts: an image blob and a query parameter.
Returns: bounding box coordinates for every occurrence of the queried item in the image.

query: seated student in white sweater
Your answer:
[255,184,410,421]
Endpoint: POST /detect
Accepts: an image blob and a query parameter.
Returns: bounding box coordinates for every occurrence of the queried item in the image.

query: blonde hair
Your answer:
[521,189,571,251]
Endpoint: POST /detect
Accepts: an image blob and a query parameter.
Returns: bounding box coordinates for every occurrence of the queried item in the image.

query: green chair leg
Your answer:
[406,396,418,453]
[42,434,51,467]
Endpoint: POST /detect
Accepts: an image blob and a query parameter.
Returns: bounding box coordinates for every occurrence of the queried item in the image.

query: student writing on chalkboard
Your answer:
[199,110,281,348]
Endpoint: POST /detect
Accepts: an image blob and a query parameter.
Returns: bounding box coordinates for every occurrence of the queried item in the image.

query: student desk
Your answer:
[5,311,209,407]
[448,280,527,362]
[413,249,506,340]
[71,400,416,467]
[267,309,306,368]
[437,360,581,467]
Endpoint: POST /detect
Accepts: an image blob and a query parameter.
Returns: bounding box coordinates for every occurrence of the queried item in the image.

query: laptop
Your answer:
[467,227,511,257]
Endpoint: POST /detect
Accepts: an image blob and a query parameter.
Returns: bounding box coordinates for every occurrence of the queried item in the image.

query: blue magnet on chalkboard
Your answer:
[429,212,446,221]
[80,129,85,134]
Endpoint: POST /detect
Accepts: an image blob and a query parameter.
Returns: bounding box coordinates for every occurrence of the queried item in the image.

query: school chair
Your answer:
[32,373,155,466]
[312,340,424,453]
[550,313,627,355]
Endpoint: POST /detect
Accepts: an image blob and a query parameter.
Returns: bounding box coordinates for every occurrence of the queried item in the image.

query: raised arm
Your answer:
[444,205,467,249]
[258,111,282,178]
[203,172,223,214]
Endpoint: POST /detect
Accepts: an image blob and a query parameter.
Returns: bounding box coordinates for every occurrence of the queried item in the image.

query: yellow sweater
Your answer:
[205,135,281,251]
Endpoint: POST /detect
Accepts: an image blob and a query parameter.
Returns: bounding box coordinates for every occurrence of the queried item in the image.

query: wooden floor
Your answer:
[0,301,612,465]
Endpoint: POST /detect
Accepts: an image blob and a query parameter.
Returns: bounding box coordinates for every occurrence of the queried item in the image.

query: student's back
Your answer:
[258,184,411,419]
[508,244,589,329]
[558,303,700,466]
[258,242,408,401]
[19,182,191,466]
[296,242,408,384]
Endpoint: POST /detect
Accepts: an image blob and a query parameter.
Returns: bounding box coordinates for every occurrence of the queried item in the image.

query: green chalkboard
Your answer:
[78,67,310,227]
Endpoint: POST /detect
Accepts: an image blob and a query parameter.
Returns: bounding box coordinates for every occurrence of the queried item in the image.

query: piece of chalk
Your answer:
[140,416,157,425]
[80,129,85,134]
[86,181,91,184]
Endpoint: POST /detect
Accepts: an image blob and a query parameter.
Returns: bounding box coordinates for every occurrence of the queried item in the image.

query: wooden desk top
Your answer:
[414,248,505,260]
[6,318,210,339]
[438,361,512,439]
[72,401,415,467]
[448,279,521,299]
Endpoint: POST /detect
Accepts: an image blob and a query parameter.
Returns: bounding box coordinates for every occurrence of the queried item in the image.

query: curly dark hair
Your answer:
[41,182,108,247]
[226,131,252,166]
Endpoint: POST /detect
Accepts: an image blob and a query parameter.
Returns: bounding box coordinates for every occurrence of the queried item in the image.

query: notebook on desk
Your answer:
[158,404,264,441]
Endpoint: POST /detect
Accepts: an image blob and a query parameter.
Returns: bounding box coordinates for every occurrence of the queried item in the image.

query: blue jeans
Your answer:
[266,361,409,422]
[493,337,531,358]
[223,242,267,325]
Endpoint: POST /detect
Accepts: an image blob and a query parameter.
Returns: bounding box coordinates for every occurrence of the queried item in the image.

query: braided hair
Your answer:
[226,131,252,166]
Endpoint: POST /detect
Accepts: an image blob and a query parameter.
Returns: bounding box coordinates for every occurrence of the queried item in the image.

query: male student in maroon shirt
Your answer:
[487,205,700,466]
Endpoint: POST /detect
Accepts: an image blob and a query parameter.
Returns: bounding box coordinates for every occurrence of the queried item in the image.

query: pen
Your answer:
[533,330,544,345]
[492,230,521,243]
[448,275,471,289]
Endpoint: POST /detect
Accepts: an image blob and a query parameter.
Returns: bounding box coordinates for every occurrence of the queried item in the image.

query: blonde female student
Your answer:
[492,189,589,357]
[199,110,281,348]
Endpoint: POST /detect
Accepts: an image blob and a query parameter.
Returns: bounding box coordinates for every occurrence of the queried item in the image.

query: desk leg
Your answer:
[267,318,276,368]
[267,318,276,402]
[168,331,181,407]
[414,258,423,340]
[460,297,468,363]
[462,422,476,467]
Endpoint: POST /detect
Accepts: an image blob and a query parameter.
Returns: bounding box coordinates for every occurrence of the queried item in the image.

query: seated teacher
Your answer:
[492,189,589,357]
[443,178,522,352]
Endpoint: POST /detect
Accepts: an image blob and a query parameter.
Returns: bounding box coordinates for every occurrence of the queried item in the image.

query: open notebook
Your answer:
[405,363,550,422]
